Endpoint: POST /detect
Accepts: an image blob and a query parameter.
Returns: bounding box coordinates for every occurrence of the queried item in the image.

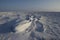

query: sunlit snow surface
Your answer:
[15,20,32,33]
[0,12,60,40]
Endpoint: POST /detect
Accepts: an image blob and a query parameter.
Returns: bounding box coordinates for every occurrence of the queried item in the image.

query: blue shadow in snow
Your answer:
[35,21,44,32]
[0,18,21,33]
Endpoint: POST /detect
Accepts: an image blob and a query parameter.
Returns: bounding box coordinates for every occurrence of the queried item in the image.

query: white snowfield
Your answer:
[15,20,32,33]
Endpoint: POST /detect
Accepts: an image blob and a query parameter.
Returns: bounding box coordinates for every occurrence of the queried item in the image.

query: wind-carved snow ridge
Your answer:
[15,15,45,33]
[15,20,32,33]
[15,15,34,33]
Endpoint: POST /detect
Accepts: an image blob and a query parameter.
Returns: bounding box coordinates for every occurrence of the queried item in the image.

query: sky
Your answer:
[0,0,60,11]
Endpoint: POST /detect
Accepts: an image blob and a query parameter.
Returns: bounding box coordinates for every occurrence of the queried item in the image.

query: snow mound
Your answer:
[15,20,32,33]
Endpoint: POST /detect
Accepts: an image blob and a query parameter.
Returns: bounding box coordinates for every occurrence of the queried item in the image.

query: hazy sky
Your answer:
[0,0,60,11]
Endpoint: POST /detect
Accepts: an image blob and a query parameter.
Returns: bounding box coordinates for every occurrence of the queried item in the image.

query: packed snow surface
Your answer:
[0,12,60,40]
[15,20,32,33]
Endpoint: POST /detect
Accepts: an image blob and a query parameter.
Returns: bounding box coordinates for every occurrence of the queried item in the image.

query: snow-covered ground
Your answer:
[15,20,32,33]
[0,12,60,40]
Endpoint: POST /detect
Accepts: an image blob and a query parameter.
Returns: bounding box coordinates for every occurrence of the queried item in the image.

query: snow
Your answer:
[0,12,60,40]
[15,20,32,33]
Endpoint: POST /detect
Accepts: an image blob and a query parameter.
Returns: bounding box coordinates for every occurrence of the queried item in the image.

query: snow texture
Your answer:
[0,12,60,40]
